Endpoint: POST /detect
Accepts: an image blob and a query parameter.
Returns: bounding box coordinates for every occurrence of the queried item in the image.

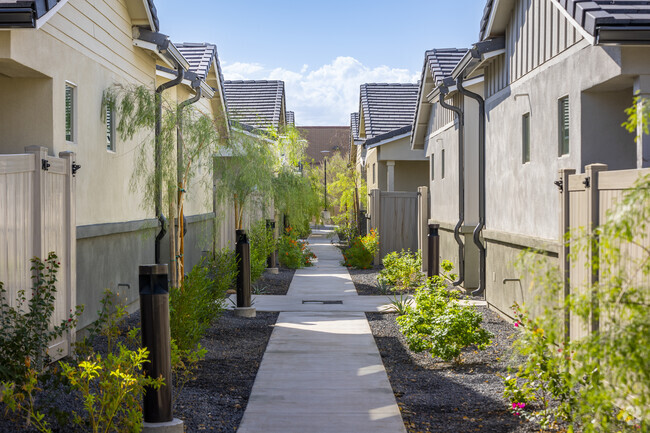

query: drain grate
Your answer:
[302,300,343,305]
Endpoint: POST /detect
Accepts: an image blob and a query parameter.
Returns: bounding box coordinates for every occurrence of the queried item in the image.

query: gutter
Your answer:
[132,27,190,71]
[596,26,650,45]
[456,73,486,297]
[438,78,465,287]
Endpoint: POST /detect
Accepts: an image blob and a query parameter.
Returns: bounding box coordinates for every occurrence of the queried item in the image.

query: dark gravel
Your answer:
[0,310,278,433]
[367,308,538,433]
[253,267,295,295]
[348,266,387,295]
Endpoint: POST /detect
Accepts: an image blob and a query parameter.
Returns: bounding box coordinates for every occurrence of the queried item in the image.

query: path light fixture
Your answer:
[321,150,330,222]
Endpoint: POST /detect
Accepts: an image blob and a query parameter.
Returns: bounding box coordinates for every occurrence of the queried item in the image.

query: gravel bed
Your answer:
[253,267,295,295]
[1,310,278,433]
[367,308,538,433]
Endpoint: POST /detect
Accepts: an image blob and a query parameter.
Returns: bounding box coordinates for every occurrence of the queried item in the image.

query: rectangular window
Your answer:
[65,83,75,142]
[522,112,530,163]
[372,163,376,185]
[106,106,115,151]
[558,96,569,156]
[430,154,435,181]
[441,149,445,179]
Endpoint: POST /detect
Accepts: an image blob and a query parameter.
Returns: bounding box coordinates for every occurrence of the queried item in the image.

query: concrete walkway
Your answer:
[237,229,407,433]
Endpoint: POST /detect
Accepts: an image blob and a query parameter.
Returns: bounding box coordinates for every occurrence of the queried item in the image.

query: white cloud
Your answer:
[221,56,419,125]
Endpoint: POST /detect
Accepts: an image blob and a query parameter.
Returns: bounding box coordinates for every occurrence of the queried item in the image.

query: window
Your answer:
[558,96,569,155]
[441,149,445,179]
[522,113,530,163]
[106,106,115,152]
[372,163,376,184]
[430,154,435,181]
[65,83,76,142]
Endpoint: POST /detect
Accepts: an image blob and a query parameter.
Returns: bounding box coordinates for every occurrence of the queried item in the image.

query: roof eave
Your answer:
[133,27,190,70]
[451,38,505,79]
[596,27,650,45]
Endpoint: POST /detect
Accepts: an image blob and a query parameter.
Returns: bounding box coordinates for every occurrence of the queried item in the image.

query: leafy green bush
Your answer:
[169,259,226,352]
[396,261,492,363]
[278,227,316,269]
[0,253,82,382]
[206,247,238,296]
[379,249,424,292]
[342,229,378,269]
[249,220,276,283]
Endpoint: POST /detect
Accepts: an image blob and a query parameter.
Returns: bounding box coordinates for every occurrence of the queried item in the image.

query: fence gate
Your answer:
[368,189,419,264]
[0,146,76,360]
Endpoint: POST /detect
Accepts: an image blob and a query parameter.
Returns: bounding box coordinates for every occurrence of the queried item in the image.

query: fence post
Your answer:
[558,168,575,343]
[370,189,381,265]
[59,151,77,352]
[418,186,428,273]
[25,146,48,263]
[585,163,607,333]
[427,224,440,277]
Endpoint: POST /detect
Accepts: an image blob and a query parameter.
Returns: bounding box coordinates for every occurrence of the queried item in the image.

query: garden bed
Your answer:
[0,310,278,433]
[348,266,385,295]
[367,309,537,433]
[253,267,295,295]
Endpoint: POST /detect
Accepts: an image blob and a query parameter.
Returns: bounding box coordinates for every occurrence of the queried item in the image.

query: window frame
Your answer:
[558,95,570,156]
[65,82,77,144]
[441,149,445,179]
[522,112,530,163]
[106,105,116,152]
[430,153,435,181]
[372,163,376,185]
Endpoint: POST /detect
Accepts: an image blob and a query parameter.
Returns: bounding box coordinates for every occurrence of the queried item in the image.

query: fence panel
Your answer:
[368,190,418,261]
[0,146,76,360]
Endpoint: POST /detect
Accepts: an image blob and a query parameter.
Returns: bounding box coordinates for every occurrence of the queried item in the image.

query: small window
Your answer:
[441,149,445,179]
[106,106,115,152]
[430,154,435,181]
[558,96,569,156]
[522,113,530,163]
[372,163,376,185]
[65,83,76,142]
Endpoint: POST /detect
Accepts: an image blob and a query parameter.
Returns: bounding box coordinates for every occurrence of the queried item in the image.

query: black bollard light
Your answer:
[266,219,277,269]
[139,264,173,423]
[427,224,440,278]
[236,229,251,308]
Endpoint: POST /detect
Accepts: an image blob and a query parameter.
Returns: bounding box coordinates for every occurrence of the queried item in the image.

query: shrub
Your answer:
[249,220,276,283]
[0,253,82,382]
[396,261,492,363]
[169,259,226,352]
[342,229,378,269]
[278,227,316,269]
[206,247,238,296]
[379,249,424,292]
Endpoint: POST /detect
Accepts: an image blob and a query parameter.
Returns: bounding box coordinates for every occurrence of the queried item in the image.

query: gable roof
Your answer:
[481,0,650,43]
[359,83,419,139]
[286,111,295,127]
[0,0,159,29]
[223,80,286,131]
[425,48,469,84]
[176,43,219,80]
[350,112,360,141]
[298,126,350,165]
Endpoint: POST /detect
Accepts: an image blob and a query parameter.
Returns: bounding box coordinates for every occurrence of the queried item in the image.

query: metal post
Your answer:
[139,264,173,423]
[236,229,251,308]
[427,224,440,278]
[266,219,277,269]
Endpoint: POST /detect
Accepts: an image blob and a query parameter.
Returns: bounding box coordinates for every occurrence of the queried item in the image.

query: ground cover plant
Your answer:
[379,249,424,292]
[342,229,379,269]
[503,173,650,432]
[278,227,316,268]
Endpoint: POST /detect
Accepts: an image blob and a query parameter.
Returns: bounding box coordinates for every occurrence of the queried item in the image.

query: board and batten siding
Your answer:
[430,93,461,134]
[486,0,583,98]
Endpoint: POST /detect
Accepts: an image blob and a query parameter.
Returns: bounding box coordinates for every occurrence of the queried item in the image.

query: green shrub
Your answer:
[0,253,82,382]
[206,247,238,296]
[342,229,378,269]
[396,261,492,363]
[249,220,276,283]
[278,227,316,269]
[169,259,226,352]
[379,249,424,292]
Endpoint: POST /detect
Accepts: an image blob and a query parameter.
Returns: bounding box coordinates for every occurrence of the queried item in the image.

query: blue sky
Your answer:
[155,0,487,125]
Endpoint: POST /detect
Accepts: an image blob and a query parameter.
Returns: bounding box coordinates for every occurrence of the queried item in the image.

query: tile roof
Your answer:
[176,43,219,79]
[359,83,419,139]
[425,48,469,84]
[298,126,350,164]
[223,80,286,131]
[480,0,650,40]
[286,111,295,127]
[350,112,360,140]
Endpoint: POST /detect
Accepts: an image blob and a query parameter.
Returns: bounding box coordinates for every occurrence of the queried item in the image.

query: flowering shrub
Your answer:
[379,249,424,292]
[342,229,379,269]
[278,227,316,269]
[396,260,492,363]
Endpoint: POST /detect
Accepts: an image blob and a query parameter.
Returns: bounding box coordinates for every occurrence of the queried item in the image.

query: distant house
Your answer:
[358,83,426,193]
[414,0,650,317]
[223,80,287,133]
[0,0,225,332]
[286,111,295,127]
[298,126,350,166]
[349,112,365,176]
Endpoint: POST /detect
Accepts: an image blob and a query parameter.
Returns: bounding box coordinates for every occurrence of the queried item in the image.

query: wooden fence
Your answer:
[368,189,419,263]
[213,192,274,251]
[560,164,650,341]
[0,146,76,360]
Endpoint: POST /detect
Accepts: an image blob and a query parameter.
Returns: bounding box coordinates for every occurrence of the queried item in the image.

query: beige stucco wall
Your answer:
[393,161,429,192]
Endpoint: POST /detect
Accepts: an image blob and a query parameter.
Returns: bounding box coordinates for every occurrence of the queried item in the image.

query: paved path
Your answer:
[237,229,407,433]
